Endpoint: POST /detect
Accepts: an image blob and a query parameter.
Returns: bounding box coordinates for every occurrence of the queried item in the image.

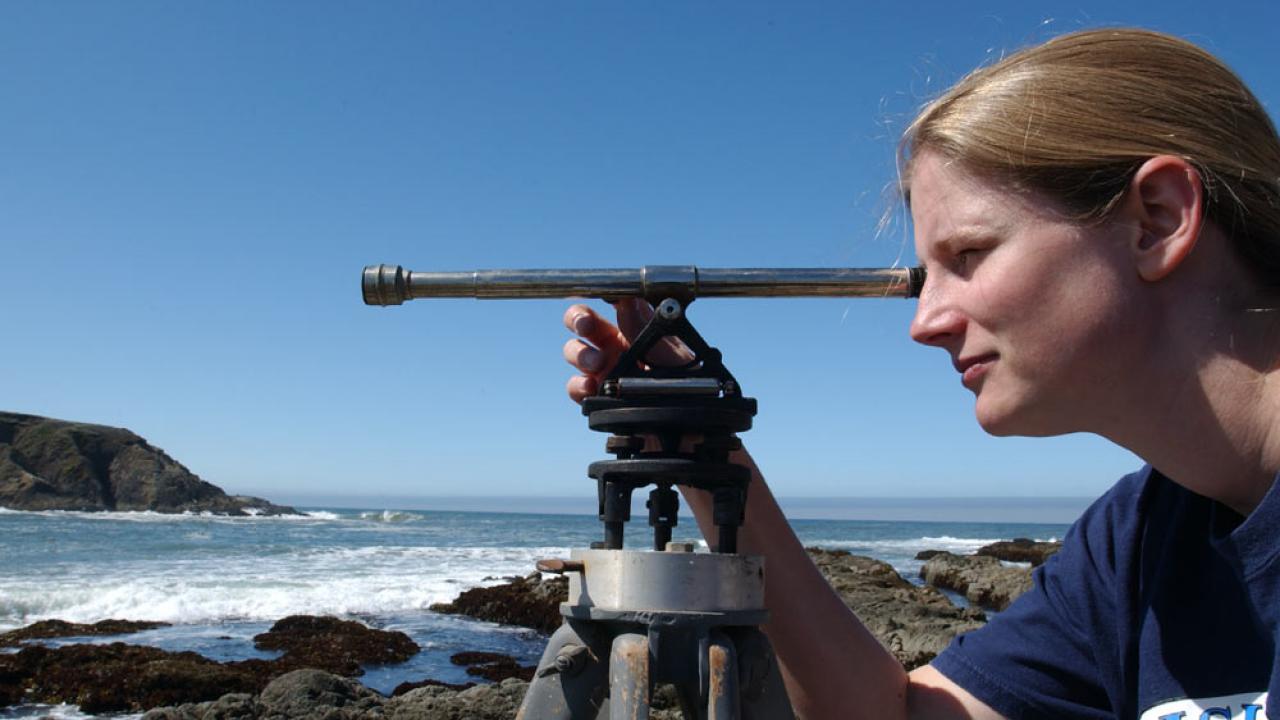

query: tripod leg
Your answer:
[733,628,794,720]
[519,622,609,720]
[707,631,741,720]
[609,632,650,720]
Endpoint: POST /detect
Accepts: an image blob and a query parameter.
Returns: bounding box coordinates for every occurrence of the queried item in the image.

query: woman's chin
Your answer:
[974,396,1062,437]
[975,411,1019,437]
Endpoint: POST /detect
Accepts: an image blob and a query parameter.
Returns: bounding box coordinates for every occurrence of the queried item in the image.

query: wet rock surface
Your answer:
[383,677,530,720]
[449,651,536,683]
[807,548,987,670]
[0,615,417,714]
[146,674,682,720]
[0,642,262,714]
[977,538,1062,566]
[390,677,475,696]
[918,551,1035,611]
[429,572,567,634]
[258,669,385,719]
[142,669,385,720]
[0,618,171,647]
[252,615,419,676]
[146,673,538,720]
[0,411,295,515]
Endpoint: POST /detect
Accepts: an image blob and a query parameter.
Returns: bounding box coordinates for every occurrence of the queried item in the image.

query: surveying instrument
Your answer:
[363,264,924,719]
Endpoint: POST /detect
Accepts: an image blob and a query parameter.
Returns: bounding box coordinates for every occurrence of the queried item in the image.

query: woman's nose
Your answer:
[909,282,965,347]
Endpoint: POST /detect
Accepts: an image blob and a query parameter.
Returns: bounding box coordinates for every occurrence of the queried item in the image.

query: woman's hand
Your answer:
[563,299,649,404]
[562,298,691,404]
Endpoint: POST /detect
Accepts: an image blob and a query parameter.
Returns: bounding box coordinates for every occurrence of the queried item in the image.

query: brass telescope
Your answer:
[361,264,925,305]
[360,262,925,717]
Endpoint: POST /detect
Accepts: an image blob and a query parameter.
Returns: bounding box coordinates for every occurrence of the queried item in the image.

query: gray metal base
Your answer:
[517,549,794,719]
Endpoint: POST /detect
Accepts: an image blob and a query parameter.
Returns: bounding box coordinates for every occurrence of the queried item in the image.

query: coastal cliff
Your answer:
[0,412,294,515]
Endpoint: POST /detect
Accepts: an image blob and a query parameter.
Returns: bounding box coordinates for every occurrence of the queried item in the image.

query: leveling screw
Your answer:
[554,644,590,677]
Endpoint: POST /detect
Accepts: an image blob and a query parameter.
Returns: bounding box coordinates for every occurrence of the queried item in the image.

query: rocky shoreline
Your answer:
[0,540,1058,718]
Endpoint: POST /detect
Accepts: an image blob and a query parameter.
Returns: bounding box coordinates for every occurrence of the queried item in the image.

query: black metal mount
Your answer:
[581,297,757,553]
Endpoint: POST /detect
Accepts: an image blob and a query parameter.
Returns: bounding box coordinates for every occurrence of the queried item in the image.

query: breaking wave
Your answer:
[0,544,564,632]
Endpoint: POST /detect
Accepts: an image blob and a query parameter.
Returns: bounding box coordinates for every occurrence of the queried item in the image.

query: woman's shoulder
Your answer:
[1078,465,1192,528]
[1058,465,1204,571]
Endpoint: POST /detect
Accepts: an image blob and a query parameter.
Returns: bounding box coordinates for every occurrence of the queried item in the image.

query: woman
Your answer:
[564,28,1280,719]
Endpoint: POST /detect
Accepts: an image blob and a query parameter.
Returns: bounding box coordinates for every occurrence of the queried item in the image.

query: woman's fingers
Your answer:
[566,374,598,404]
[563,298,698,405]
[564,304,629,354]
[564,304,628,405]
[563,338,605,374]
[563,304,628,382]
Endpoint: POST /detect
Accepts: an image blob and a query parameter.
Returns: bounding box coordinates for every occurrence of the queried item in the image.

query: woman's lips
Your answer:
[957,354,998,389]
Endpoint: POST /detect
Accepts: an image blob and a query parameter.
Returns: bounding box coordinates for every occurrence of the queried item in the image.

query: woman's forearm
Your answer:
[680,449,910,719]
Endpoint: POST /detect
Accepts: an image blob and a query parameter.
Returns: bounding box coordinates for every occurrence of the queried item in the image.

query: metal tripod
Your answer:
[518,296,794,719]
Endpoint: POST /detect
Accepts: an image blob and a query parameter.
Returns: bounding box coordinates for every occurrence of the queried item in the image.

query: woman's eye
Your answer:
[954,247,988,271]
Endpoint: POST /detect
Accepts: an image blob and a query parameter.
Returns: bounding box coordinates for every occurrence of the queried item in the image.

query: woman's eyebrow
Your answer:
[930,227,996,253]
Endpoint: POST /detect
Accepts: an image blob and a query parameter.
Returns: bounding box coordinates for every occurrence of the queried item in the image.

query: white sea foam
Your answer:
[803,535,1007,555]
[357,510,423,523]
[800,534,1062,579]
[0,704,140,720]
[0,545,567,632]
[0,508,319,523]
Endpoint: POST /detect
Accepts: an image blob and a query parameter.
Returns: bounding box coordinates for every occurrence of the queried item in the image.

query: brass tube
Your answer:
[362,264,923,305]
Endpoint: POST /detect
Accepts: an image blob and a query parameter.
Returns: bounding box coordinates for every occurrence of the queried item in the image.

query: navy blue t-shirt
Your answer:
[932,466,1280,719]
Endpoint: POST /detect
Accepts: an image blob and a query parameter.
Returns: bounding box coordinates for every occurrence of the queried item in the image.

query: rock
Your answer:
[0,411,295,515]
[450,651,535,682]
[919,551,1034,611]
[1,615,416,714]
[0,642,262,714]
[145,674,534,720]
[253,616,419,677]
[807,548,986,669]
[143,672,388,720]
[141,693,261,719]
[0,678,21,708]
[976,538,1062,566]
[449,651,513,665]
[385,678,528,720]
[384,677,684,720]
[430,573,567,634]
[0,618,170,647]
[257,669,385,719]
[391,678,475,697]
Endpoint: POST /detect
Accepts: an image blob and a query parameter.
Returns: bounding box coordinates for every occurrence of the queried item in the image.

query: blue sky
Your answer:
[3,2,1277,506]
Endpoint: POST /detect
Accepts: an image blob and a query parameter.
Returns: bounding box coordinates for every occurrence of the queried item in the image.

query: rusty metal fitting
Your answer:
[536,558,585,575]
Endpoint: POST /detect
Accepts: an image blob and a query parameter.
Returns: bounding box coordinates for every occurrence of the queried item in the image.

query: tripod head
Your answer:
[363,263,923,553]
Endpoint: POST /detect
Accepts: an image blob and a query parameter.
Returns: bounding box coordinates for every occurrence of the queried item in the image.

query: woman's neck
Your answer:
[1108,287,1280,516]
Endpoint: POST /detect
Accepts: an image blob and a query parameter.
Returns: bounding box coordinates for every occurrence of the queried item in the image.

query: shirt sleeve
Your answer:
[930,471,1148,719]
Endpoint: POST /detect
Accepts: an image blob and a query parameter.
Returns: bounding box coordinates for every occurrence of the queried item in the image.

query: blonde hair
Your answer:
[901,28,1280,282]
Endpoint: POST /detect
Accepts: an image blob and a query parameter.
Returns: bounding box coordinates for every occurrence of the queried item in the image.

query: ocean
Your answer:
[0,502,1076,719]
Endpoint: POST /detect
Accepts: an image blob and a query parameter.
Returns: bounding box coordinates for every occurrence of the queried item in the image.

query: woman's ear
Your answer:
[1127,155,1205,282]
